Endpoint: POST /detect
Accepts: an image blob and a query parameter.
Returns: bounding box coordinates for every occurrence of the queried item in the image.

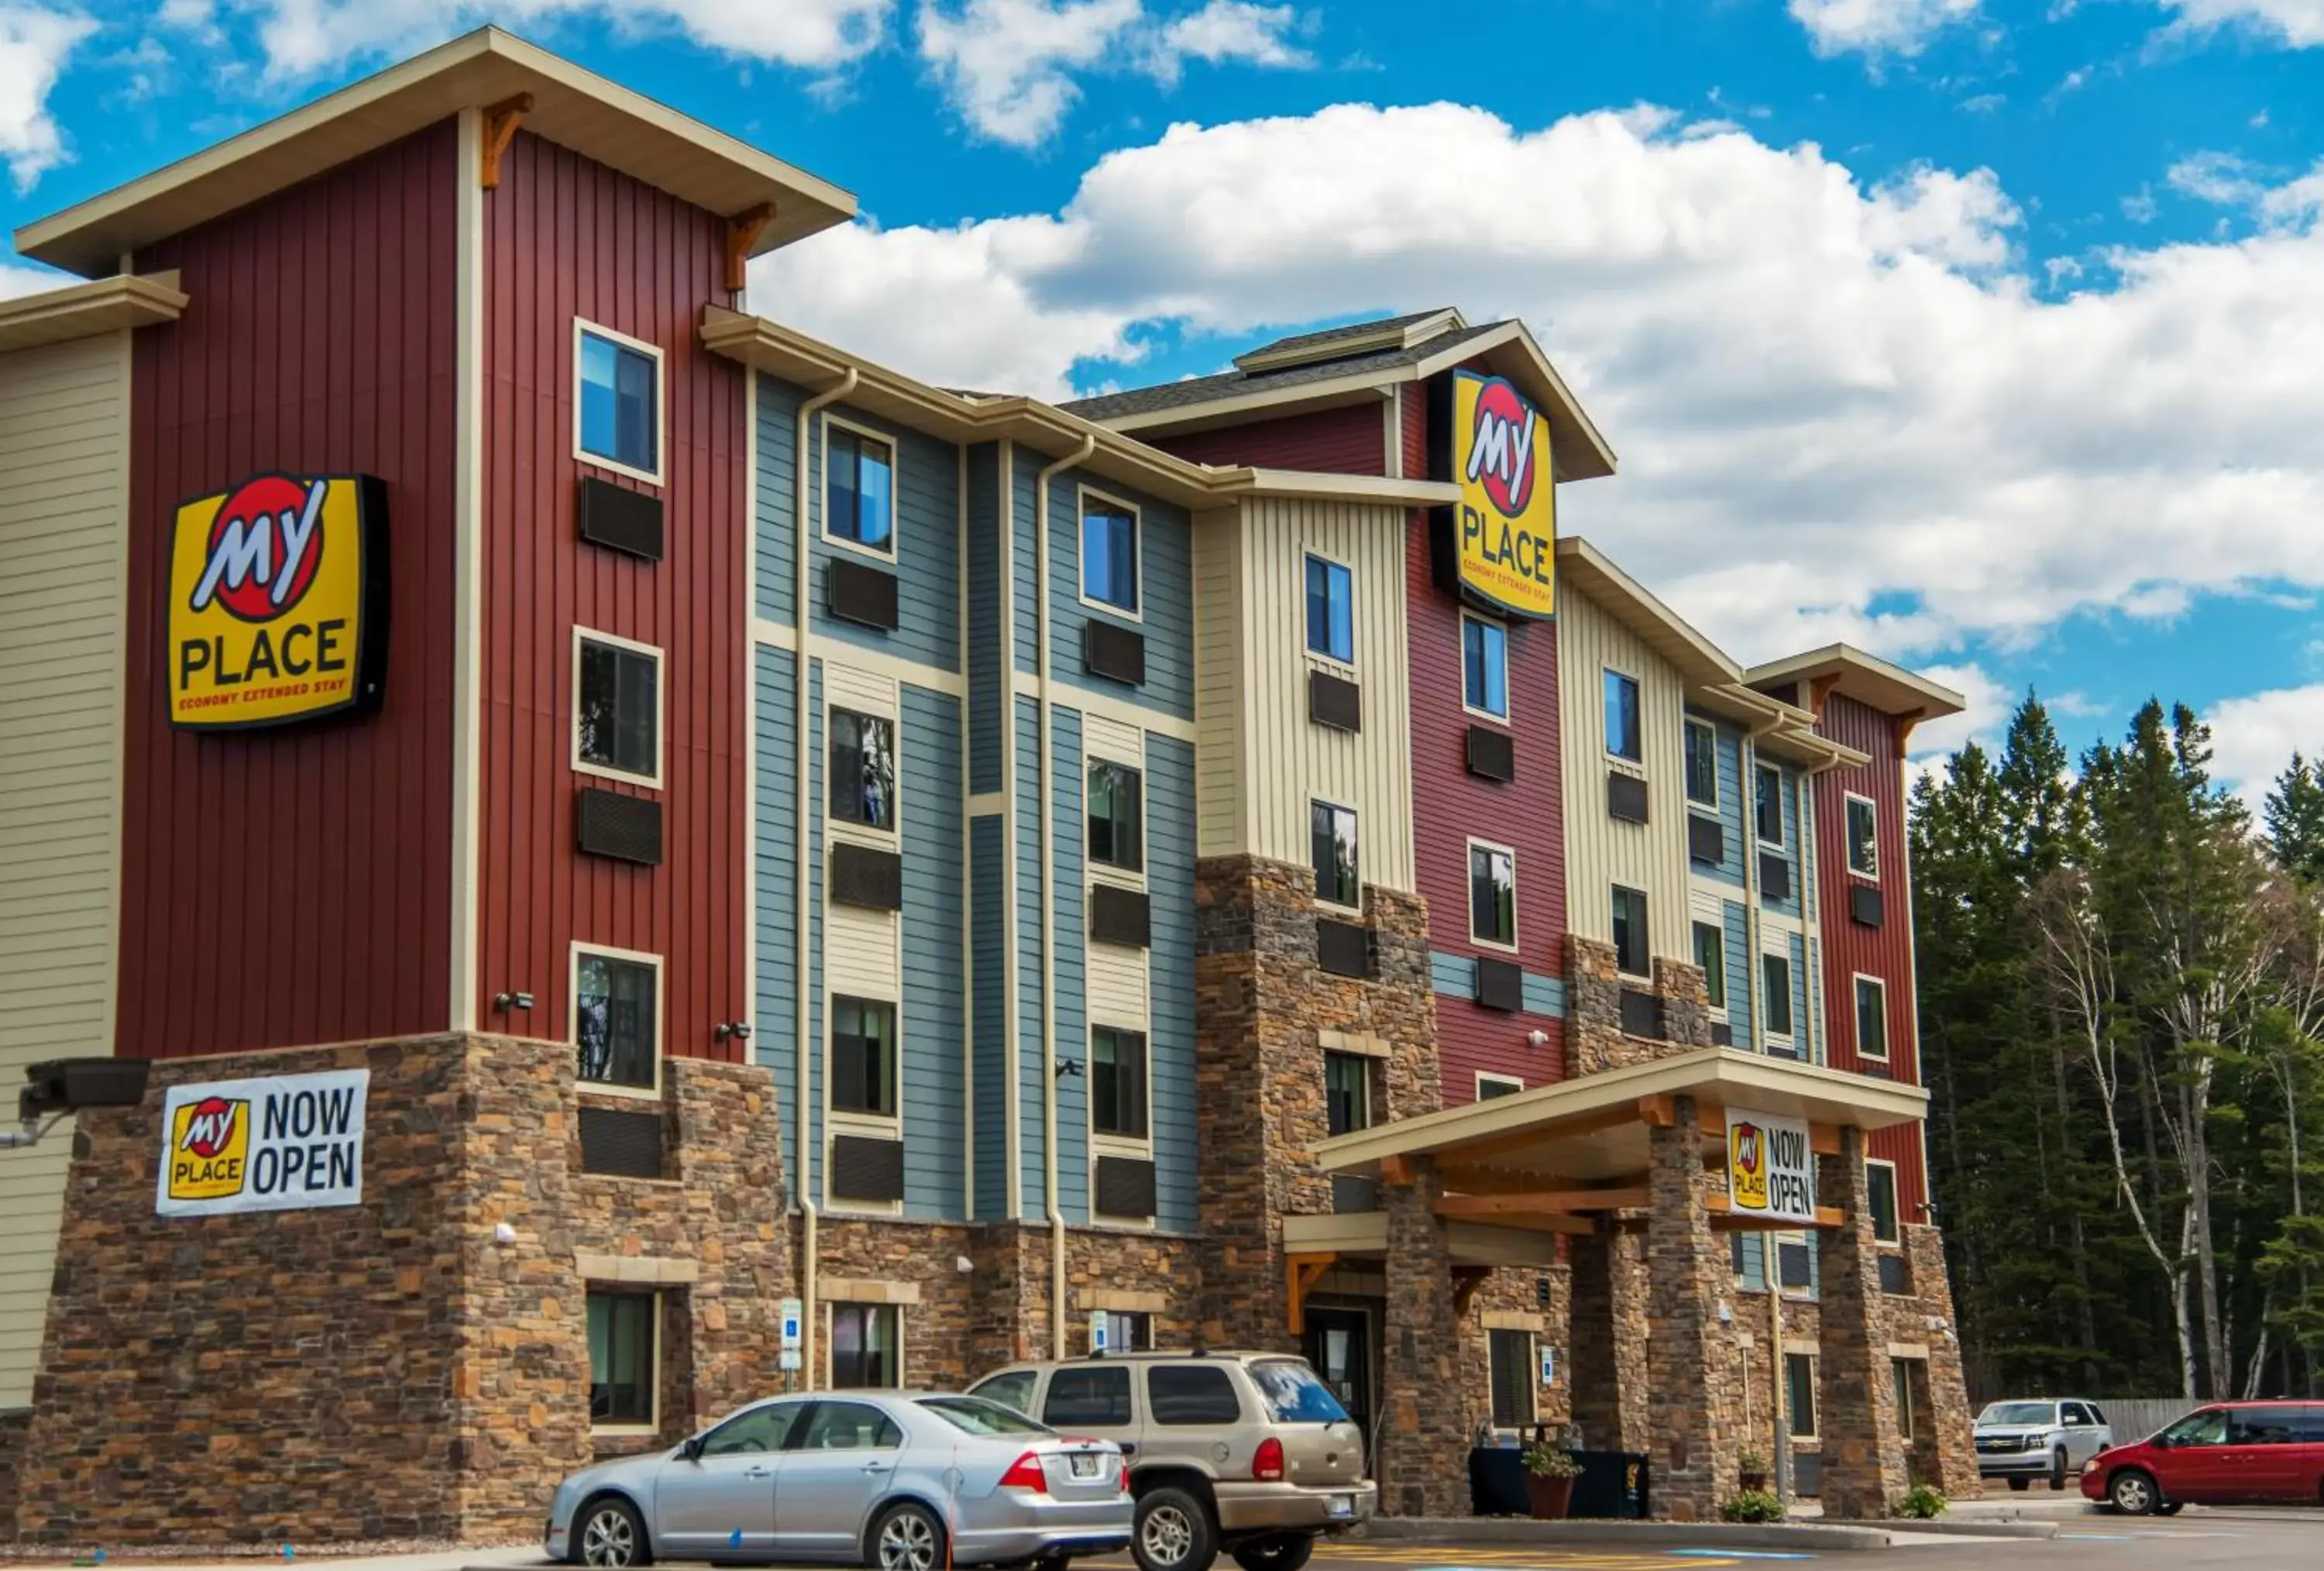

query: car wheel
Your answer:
[1232,1535,1315,1571]
[2007,1477,2030,1492]
[869,1502,947,1571]
[575,1496,651,1569]
[2050,1450,2068,1490]
[2109,1470,2160,1516]
[1134,1487,1219,1571]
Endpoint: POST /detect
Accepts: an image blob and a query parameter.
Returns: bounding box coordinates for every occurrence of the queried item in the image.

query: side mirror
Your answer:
[2150,1436,2170,1450]
[682,1437,705,1463]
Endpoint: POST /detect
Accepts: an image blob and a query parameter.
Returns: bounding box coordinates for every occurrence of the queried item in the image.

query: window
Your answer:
[577,325,660,481]
[576,950,658,1091]
[1462,616,1508,719]
[831,996,898,1117]
[588,1291,656,1426]
[1477,1074,1523,1100]
[1091,1026,1148,1140]
[1249,1359,1349,1422]
[800,1400,902,1449]
[1685,720,1718,806]
[1088,761,1143,872]
[829,1305,901,1390]
[829,708,896,830]
[969,1370,1037,1415]
[1893,1360,1916,1440]
[1043,1365,1133,1427]
[1611,885,1649,978]
[1693,922,1726,1010]
[576,632,660,784]
[1855,975,1889,1062]
[1868,1160,1901,1245]
[1762,953,1794,1039]
[1488,1329,1536,1427]
[1603,669,1642,761]
[1305,554,1353,664]
[1081,497,1139,612]
[921,1397,1050,1436]
[826,424,896,554]
[1150,1366,1243,1425]
[1755,765,1785,847]
[1778,1233,1815,1293]
[1102,1310,1152,1353]
[1846,795,1879,880]
[1325,1052,1371,1136]
[1469,844,1517,947]
[2063,1401,2096,1429]
[1784,1353,1817,1439]
[703,1401,806,1456]
[2156,1408,2228,1448]
[1311,801,1360,909]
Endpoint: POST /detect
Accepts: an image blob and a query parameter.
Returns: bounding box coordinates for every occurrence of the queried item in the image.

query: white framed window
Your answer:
[1693,920,1727,1014]
[572,627,663,789]
[829,706,898,834]
[830,995,899,1121]
[1868,1157,1902,1245]
[1784,1352,1818,1440]
[1461,614,1509,721]
[1468,840,1518,951]
[1325,1051,1373,1135]
[1088,758,1143,872]
[1487,1329,1537,1427]
[1311,800,1360,912]
[1755,764,1786,849]
[1090,1024,1150,1145]
[587,1288,659,1432]
[1893,1357,1917,1440]
[1684,719,1719,807]
[823,416,897,558]
[1101,1310,1153,1353]
[1604,669,1642,762]
[828,1304,904,1389]
[1080,488,1141,617]
[574,319,664,486]
[1611,885,1649,978]
[1845,792,1880,881]
[1476,1072,1524,1101]
[572,943,663,1098]
[1304,552,1355,665]
[1762,949,1796,1045]
[1853,973,1889,1062]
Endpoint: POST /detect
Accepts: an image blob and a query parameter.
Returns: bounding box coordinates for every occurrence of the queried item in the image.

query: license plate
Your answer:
[1069,1453,1099,1478]
[1329,1495,1353,1519]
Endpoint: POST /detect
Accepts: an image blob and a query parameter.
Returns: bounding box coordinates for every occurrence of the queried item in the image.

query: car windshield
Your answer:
[920,1396,1056,1437]
[1978,1403,2057,1427]
[1248,1360,1349,1424]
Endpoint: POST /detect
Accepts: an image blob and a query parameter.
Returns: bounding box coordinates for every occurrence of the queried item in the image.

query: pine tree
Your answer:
[2267,754,2324,885]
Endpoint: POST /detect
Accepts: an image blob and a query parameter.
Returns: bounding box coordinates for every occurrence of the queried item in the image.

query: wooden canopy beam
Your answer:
[480,94,534,190]
[1452,1267,1492,1318]
[1285,1253,1336,1335]
[1706,1195,1845,1229]
[725,201,776,292]
[1439,1164,1590,1197]
[1437,1187,1649,1219]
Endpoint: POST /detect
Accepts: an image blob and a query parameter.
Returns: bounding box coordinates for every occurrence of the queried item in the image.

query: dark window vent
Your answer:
[831,841,903,911]
[1316,918,1372,978]
[1858,1057,1893,1081]
[1779,1240,1815,1291]
[1710,1022,1734,1047]
[1850,884,1885,929]
[1083,620,1147,687]
[1466,725,1515,782]
[1474,955,1524,1012]
[1308,669,1362,733]
[831,1134,906,1201]
[576,476,665,562]
[579,1106,662,1178]
[1607,771,1649,825]
[826,555,900,631]
[577,788,663,865]
[1878,1253,1913,1296]
[1094,1155,1157,1219]
[1767,1041,1800,1061]
[1618,987,1663,1040]
[1759,852,1793,903]
[1089,882,1151,949]
[1687,813,1724,865]
[1331,1175,1380,1215]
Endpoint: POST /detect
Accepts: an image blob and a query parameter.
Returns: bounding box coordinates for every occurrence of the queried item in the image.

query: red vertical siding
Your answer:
[1150,402,1386,474]
[1813,692,1930,1219]
[476,132,746,1066]
[117,125,459,1058]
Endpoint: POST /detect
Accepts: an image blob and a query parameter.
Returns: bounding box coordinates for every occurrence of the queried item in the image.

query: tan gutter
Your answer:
[0,272,186,351]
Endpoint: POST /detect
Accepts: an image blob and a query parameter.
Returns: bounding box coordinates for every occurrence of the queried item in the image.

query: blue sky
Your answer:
[5,0,2322,799]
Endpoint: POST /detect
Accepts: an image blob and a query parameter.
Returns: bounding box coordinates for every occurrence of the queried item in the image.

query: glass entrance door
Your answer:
[1303,1307,1373,1439]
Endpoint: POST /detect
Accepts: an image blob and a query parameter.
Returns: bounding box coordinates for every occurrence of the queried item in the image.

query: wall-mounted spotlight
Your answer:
[715,1021,755,1042]
[1526,1029,1549,1047]
[493,990,535,1012]
[1054,1057,1083,1078]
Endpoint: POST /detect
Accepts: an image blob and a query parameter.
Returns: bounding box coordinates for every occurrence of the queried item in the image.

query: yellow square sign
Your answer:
[167,1095,250,1203]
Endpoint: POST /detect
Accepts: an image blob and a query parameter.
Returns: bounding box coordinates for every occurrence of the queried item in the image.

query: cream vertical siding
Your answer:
[0,333,129,1408]
[1194,498,1415,896]
[1083,712,1150,1031]
[1556,586,1691,961]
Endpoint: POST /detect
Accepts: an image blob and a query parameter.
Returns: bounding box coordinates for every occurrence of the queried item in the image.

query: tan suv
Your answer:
[968,1352,1375,1571]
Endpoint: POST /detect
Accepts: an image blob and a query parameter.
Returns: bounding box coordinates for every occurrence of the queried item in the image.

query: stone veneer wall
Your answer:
[1565,937,1712,1076]
[1813,1130,1909,1518]
[1566,1231,1649,1454]
[1890,1225,1979,1498]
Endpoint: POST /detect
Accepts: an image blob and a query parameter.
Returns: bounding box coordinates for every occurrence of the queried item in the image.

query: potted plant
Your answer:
[1738,1449,1770,1494]
[1521,1439,1583,1519]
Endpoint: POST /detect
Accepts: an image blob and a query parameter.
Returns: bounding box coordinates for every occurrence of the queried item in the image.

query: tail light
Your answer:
[1253,1437,1285,1482]
[1000,1452,1050,1493]
[1120,1458,1133,1494]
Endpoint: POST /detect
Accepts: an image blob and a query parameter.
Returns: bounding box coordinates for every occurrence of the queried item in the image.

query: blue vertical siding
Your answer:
[971,814,1009,1220]
[1012,461,1039,675]
[902,686,965,1219]
[1737,1232,1766,1292]
[806,406,961,671]
[1722,899,1752,1045]
[1147,734,1199,1233]
[1014,694,1049,1215]
[1690,716,1745,889]
[968,442,1004,794]
[1789,930,1810,1055]
[755,375,803,627]
[753,643,800,1184]
[1759,759,1803,920]
[1050,710,1089,1223]
[1045,471,1196,722]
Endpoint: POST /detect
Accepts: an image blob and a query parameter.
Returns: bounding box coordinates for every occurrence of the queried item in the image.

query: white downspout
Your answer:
[1035,431,1095,1359]
[795,366,857,1390]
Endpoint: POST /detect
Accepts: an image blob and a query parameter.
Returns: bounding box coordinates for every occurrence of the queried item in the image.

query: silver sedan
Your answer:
[546,1391,1133,1570]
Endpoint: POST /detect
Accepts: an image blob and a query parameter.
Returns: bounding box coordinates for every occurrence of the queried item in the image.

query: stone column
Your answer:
[1375,1157,1470,1518]
[1644,1095,1738,1520]
[1565,1230,1648,1454]
[1816,1128,1910,1518]
[1904,1223,1982,1500]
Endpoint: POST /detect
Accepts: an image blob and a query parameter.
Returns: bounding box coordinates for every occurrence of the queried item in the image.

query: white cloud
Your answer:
[755,99,2324,670]
[2167,148,2263,205]
[1788,0,1979,58]
[2161,1,2324,48]
[0,5,94,191]
[916,0,1310,146]
[2205,682,2324,813]
[1906,661,2013,762]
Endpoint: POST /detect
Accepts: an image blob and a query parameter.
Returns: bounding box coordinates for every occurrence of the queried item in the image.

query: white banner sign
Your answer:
[156,1068,370,1216]
[1725,1107,1815,1225]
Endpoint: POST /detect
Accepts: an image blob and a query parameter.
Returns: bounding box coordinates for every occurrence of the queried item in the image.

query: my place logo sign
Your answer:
[156,1068,370,1217]
[1725,1107,1815,1226]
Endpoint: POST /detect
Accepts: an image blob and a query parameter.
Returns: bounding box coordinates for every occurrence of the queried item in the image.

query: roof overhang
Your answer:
[1748,644,1966,723]
[1232,308,1465,373]
[15,26,856,278]
[0,272,187,351]
[701,306,1462,513]
[1556,537,1741,689]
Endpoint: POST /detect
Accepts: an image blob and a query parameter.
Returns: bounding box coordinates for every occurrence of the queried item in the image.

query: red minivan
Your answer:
[2080,1402,2324,1514]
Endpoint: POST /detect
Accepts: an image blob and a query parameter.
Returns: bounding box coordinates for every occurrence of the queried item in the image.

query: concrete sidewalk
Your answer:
[0,1549,545,1571]
[1358,1514,1899,1551]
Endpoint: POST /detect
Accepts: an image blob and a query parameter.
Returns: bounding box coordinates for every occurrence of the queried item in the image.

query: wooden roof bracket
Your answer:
[1895,709,1927,760]
[727,201,776,291]
[1452,1267,1492,1318]
[1286,1252,1337,1335]
[480,94,534,190]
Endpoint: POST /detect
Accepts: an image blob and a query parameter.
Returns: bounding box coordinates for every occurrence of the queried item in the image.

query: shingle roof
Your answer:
[1231,308,1459,367]
[1060,319,1507,422]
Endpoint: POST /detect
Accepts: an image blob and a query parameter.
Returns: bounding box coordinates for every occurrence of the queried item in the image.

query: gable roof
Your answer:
[1747,644,1966,721]
[15,26,856,278]
[1230,308,1465,372]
